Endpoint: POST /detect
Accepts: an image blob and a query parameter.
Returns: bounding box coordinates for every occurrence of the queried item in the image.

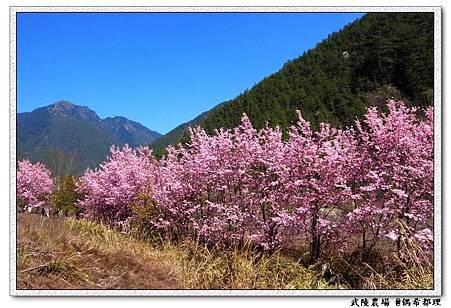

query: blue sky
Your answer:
[17,12,364,134]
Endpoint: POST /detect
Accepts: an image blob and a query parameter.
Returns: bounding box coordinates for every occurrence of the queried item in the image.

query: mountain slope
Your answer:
[17,101,162,174]
[151,12,434,151]
[102,116,161,147]
[149,102,226,151]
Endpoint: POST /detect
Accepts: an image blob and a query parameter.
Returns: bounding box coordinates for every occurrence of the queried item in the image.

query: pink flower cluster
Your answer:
[345,102,434,258]
[17,160,54,210]
[76,145,157,227]
[76,101,434,260]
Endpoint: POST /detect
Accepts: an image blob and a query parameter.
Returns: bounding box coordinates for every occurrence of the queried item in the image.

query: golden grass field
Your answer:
[16,213,433,290]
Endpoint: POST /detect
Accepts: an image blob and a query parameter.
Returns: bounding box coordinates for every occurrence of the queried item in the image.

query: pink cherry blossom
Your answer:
[77,145,158,227]
[17,160,54,211]
[74,100,434,261]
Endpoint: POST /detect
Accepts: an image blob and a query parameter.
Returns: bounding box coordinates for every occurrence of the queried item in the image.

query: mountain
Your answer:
[102,116,161,148]
[17,101,162,175]
[151,12,434,152]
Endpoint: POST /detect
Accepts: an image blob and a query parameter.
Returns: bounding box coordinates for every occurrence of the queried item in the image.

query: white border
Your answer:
[9,6,442,297]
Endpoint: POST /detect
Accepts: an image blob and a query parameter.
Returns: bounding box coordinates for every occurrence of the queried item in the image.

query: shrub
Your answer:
[53,175,83,217]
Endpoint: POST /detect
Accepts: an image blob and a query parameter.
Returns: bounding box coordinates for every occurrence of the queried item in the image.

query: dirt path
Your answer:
[16,213,179,290]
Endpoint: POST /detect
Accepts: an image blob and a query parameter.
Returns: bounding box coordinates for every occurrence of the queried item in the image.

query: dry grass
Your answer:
[322,237,433,290]
[16,213,433,290]
[16,213,179,289]
[154,240,340,289]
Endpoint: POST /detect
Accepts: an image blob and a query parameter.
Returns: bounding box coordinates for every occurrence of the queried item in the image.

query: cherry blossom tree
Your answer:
[77,145,157,227]
[17,160,54,213]
[345,101,434,259]
[284,112,356,262]
[74,100,434,261]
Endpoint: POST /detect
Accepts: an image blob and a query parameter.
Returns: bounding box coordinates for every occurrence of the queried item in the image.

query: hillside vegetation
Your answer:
[152,12,433,151]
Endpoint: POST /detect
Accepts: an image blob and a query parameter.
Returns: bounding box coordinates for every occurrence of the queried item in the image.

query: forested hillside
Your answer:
[152,12,434,151]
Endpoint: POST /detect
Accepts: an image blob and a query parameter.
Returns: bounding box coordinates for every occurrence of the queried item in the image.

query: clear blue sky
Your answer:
[17,12,364,134]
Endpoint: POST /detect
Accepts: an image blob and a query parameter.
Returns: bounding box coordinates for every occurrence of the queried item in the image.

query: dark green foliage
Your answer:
[52,175,83,217]
[151,12,434,150]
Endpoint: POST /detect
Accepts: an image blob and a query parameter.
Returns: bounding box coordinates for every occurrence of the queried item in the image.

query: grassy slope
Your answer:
[16,213,433,290]
[16,213,334,290]
[16,213,178,289]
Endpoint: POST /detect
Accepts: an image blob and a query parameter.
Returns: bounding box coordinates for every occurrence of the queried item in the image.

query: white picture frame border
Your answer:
[9,6,442,297]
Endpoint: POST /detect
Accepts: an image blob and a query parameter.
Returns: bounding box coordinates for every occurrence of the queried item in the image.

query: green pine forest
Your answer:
[151,12,434,153]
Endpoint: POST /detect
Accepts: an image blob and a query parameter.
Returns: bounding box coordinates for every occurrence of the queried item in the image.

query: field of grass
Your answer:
[16,213,178,289]
[16,213,433,290]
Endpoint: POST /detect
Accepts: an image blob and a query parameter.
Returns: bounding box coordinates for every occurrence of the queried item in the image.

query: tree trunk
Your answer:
[309,208,321,264]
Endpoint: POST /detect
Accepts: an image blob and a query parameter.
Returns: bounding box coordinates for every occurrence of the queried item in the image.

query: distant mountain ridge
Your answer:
[47,101,103,125]
[17,101,162,175]
[102,115,161,147]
